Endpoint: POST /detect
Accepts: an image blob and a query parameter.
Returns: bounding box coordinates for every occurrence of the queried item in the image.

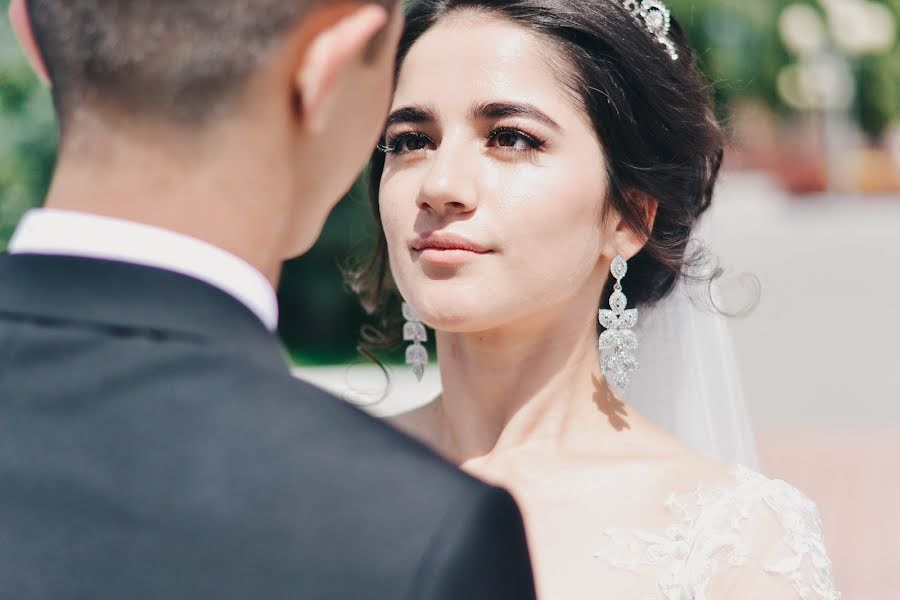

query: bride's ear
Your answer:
[291,3,389,135]
[8,0,50,85]
[603,193,658,261]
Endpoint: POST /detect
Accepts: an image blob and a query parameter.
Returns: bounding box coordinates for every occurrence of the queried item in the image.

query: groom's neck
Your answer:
[42,121,294,286]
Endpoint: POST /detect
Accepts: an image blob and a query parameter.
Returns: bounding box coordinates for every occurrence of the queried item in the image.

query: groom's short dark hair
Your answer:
[26,0,396,130]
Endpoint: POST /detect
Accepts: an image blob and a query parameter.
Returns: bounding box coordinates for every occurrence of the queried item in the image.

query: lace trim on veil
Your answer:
[595,466,840,600]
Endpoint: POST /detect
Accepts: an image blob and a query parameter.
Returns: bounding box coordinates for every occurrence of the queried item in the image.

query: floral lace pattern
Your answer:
[595,466,840,599]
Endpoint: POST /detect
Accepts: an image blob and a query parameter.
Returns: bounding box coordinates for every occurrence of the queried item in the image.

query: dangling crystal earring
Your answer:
[599,255,639,393]
[402,302,428,381]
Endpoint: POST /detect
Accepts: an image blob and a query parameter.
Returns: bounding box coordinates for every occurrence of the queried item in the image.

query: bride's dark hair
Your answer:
[350,0,725,350]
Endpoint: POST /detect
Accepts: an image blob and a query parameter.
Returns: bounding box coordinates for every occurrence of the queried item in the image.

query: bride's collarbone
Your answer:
[479,451,733,510]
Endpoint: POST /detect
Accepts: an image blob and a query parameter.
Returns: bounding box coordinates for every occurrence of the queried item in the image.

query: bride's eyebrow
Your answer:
[469,101,562,132]
[385,104,437,128]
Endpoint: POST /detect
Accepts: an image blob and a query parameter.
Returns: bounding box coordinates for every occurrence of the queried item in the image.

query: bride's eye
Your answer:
[488,127,546,152]
[380,132,434,155]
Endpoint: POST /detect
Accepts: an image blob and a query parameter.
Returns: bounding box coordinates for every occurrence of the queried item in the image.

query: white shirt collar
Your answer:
[8,208,279,331]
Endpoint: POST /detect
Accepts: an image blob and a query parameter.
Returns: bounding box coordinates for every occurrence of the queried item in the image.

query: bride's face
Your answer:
[379,14,611,332]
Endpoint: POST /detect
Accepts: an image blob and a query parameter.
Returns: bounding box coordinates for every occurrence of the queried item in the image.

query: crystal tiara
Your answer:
[623,0,680,61]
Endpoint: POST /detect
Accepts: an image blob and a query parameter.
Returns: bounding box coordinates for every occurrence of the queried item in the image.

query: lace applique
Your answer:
[595,466,840,600]
[756,473,840,600]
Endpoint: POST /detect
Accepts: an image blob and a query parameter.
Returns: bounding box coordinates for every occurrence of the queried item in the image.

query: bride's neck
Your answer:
[434,303,624,466]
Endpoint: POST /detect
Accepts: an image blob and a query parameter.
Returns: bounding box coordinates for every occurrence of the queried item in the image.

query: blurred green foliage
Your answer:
[669,0,900,137]
[0,0,55,250]
[278,178,384,364]
[1,0,897,362]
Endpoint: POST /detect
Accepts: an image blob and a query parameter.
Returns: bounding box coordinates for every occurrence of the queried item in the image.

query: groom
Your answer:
[0,1,536,598]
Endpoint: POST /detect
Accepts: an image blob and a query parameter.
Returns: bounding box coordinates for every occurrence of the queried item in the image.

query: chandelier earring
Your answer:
[599,255,640,393]
[402,302,428,381]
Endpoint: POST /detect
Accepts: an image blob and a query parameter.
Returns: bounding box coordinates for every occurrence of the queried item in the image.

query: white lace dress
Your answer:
[594,466,839,600]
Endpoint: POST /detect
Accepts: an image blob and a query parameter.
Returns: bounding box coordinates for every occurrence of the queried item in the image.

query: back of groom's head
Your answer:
[26,0,396,131]
[14,0,403,262]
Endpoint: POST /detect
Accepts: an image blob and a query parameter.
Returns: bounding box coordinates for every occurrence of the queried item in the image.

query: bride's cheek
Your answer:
[379,201,406,245]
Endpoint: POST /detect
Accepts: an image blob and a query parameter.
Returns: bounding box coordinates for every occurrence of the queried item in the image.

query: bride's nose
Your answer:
[416,139,478,217]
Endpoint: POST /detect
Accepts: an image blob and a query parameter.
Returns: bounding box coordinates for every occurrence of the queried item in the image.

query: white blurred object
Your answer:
[705,171,900,424]
[294,362,442,417]
[779,4,828,56]
[777,54,855,111]
[819,0,896,55]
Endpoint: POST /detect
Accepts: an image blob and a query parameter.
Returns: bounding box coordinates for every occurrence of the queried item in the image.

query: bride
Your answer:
[352,0,839,598]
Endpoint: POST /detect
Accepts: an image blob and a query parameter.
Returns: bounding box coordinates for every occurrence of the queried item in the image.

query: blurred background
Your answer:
[2,0,898,596]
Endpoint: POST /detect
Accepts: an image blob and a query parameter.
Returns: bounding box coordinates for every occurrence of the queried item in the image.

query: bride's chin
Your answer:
[419,311,482,333]
[403,283,509,333]
[414,303,499,334]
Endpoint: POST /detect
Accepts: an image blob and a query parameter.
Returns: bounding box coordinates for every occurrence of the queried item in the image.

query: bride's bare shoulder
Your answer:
[611,407,738,482]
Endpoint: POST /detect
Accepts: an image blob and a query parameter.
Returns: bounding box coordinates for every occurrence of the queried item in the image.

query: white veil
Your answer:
[622,264,760,468]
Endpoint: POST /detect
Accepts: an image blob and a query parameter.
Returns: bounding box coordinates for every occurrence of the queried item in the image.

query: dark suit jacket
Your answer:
[0,253,536,600]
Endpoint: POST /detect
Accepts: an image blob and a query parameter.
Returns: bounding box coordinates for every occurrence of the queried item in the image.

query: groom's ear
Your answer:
[292,3,390,135]
[8,0,50,86]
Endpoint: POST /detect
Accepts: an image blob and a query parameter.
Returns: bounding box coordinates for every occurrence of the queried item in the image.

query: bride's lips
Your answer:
[410,233,493,265]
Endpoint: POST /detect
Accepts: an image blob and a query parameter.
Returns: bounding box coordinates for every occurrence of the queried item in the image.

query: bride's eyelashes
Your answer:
[378,125,548,157]
[487,126,547,153]
[379,131,434,154]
